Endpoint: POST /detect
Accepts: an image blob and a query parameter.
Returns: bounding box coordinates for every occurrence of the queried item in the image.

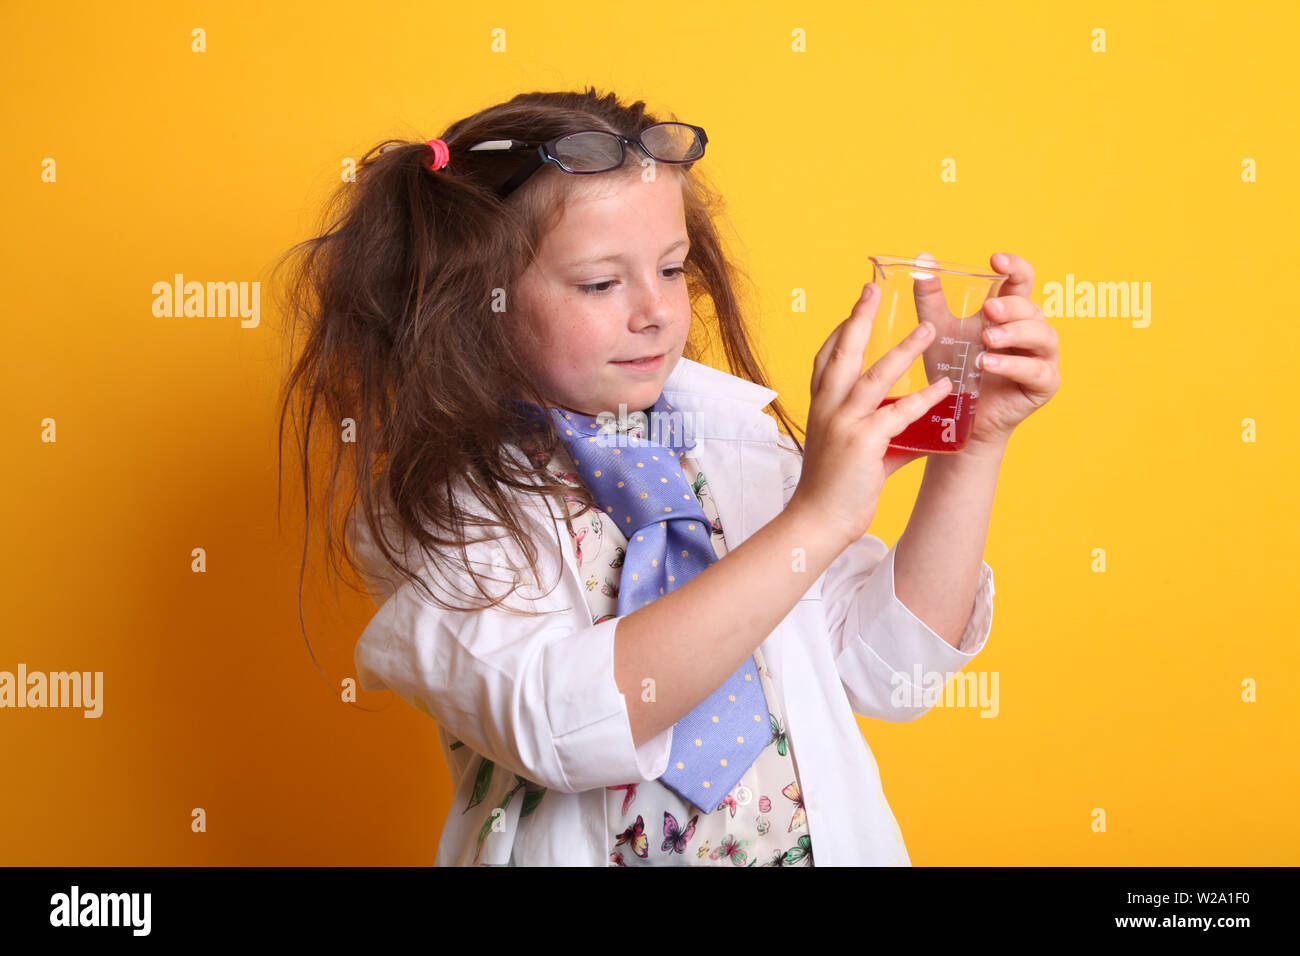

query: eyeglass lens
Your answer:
[552,124,703,172]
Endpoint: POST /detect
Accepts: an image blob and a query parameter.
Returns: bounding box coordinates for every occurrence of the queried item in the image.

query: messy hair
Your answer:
[274,86,804,623]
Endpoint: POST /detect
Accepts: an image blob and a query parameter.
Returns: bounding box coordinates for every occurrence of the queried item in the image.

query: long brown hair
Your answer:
[274,86,805,627]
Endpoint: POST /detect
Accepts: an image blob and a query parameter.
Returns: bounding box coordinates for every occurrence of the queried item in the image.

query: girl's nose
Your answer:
[631,279,672,325]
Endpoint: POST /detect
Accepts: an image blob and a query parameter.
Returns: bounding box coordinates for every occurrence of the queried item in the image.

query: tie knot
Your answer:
[606,409,650,438]
[511,396,694,454]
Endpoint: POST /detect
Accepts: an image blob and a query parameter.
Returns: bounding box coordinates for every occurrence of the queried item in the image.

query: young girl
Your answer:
[277,87,1060,866]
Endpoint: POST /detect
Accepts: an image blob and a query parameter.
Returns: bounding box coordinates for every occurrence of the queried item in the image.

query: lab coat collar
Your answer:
[660,356,780,443]
[662,355,778,411]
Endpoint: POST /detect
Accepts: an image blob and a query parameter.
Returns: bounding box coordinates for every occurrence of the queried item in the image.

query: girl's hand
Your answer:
[787,283,953,550]
[964,252,1060,451]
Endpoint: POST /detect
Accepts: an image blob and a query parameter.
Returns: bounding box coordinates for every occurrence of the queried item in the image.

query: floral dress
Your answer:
[519,416,815,868]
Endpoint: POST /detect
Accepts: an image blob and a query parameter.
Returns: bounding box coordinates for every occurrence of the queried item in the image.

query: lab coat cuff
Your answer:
[837,542,995,714]
[542,616,674,792]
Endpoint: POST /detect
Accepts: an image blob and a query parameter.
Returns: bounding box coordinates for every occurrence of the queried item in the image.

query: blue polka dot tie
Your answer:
[514,394,773,814]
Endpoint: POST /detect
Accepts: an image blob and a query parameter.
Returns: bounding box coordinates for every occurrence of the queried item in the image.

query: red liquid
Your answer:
[878,391,977,452]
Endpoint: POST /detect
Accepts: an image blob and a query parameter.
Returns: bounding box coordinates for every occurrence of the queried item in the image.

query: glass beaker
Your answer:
[866,253,1009,453]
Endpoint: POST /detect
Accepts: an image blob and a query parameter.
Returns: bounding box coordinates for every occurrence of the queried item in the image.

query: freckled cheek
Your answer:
[537,330,602,383]
[562,321,613,360]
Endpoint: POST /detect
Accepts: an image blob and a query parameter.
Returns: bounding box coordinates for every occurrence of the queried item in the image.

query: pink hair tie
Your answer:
[425,138,450,171]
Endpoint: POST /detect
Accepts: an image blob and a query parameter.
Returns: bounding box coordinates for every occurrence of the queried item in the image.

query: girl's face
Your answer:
[514,171,692,418]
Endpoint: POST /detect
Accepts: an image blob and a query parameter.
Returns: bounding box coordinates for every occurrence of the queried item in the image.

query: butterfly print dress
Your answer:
[522,416,816,868]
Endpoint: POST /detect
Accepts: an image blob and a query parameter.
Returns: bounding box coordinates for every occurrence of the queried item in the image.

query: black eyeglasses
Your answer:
[466,122,708,199]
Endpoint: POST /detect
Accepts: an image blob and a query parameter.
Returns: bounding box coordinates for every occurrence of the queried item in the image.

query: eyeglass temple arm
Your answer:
[466,139,535,152]
[466,140,545,198]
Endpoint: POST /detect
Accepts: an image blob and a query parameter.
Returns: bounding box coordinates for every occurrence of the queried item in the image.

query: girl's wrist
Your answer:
[781,494,857,557]
[931,437,1009,470]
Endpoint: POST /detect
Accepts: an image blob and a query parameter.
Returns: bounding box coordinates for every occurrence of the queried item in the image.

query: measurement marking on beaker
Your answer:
[948,340,972,424]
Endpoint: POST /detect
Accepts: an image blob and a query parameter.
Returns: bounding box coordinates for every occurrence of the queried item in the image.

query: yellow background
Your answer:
[3,0,1297,865]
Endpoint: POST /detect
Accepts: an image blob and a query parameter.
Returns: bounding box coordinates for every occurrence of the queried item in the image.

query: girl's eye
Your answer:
[577,267,687,296]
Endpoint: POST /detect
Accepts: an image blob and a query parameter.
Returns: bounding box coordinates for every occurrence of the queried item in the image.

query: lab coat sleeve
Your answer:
[776,433,996,722]
[347,506,675,795]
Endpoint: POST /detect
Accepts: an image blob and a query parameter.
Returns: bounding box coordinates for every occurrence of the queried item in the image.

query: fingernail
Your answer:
[983,354,999,368]
[912,322,931,339]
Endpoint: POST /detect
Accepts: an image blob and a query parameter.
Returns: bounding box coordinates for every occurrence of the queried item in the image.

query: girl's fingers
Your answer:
[841,317,937,419]
[811,283,877,401]
[870,376,953,440]
[984,294,1037,325]
[990,253,1035,299]
[810,286,861,396]
[981,317,1060,356]
[978,352,1059,392]
[809,318,846,397]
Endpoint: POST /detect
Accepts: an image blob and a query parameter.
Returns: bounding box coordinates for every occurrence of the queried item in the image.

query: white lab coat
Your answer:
[349,356,996,866]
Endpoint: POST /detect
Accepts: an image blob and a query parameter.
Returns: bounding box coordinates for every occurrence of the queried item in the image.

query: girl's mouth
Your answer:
[611,353,664,373]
